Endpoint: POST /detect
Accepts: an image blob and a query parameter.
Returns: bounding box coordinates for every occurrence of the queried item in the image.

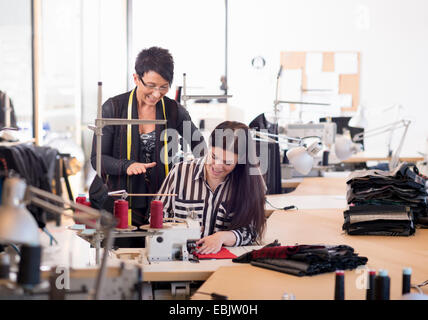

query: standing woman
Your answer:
[156,121,266,253]
[90,47,205,228]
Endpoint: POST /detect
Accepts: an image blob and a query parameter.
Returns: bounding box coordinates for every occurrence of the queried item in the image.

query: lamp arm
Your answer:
[389,121,411,170]
[251,130,303,145]
[25,186,104,227]
[24,184,116,300]
[352,120,411,142]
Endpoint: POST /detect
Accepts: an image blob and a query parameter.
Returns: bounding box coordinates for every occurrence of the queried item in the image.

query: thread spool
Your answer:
[114,200,129,229]
[334,270,345,300]
[402,267,412,295]
[150,200,163,229]
[0,253,10,279]
[74,194,86,224]
[366,270,376,300]
[374,269,390,300]
[17,245,42,286]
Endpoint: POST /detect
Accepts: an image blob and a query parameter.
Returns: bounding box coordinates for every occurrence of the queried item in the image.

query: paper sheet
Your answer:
[334,53,359,74]
[306,72,339,92]
[306,53,323,73]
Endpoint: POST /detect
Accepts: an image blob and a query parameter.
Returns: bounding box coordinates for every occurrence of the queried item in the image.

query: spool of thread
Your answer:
[374,269,390,300]
[74,194,97,229]
[0,253,10,279]
[114,200,129,229]
[150,200,164,229]
[334,270,345,300]
[74,194,87,224]
[366,270,376,300]
[402,267,412,295]
[17,245,42,286]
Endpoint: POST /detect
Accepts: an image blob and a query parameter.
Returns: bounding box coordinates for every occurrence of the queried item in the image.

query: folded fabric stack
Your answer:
[232,243,368,277]
[343,162,428,236]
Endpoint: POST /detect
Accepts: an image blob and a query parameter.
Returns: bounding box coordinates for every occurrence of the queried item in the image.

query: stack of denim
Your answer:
[343,163,428,236]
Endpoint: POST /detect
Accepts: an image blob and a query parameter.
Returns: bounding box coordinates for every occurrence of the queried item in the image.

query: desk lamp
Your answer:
[251,130,323,175]
[335,119,411,170]
[348,105,368,129]
[0,176,115,299]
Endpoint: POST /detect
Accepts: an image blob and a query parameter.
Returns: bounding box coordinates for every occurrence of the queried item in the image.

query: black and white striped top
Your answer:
[156,156,256,246]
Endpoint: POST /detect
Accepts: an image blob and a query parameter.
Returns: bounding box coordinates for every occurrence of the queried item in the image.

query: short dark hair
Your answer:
[135,47,174,85]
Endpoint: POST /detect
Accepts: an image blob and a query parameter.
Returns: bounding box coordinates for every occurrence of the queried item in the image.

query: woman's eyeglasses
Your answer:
[139,76,169,93]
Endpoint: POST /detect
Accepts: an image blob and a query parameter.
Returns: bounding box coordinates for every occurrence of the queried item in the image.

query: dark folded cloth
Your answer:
[343,204,415,236]
[345,163,428,228]
[233,243,368,277]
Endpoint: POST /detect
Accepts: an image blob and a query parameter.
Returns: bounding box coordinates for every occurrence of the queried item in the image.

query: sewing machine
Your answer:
[141,215,201,262]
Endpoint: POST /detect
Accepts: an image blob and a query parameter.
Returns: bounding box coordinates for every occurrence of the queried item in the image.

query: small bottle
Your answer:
[402,267,412,295]
[334,270,345,300]
[374,269,390,300]
[366,270,376,300]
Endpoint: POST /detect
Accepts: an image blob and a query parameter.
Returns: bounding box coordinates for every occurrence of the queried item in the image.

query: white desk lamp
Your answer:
[0,177,115,300]
[335,119,411,170]
[251,130,323,175]
[348,104,368,129]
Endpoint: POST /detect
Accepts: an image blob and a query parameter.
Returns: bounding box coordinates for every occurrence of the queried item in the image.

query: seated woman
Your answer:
[156,121,266,254]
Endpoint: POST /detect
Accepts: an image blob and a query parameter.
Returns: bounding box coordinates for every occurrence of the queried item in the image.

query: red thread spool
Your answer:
[114,200,129,229]
[150,200,163,229]
[75,195,89,226]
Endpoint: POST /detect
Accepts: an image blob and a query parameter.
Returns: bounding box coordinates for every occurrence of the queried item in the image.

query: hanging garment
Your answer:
[249,113,281,194]
[0,144,59,229]
[0,91,18,129]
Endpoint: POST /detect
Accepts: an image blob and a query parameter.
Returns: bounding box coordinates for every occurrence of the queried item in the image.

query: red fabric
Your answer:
[251,246,300,260]
[194,247,237,260]
[250,245,325,260]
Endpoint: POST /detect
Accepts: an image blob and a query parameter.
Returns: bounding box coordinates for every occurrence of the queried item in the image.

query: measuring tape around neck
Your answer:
[126,89,169,226]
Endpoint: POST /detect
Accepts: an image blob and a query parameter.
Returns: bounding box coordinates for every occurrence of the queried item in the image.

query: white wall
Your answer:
[228,0,428,156]
[131,0,225,98]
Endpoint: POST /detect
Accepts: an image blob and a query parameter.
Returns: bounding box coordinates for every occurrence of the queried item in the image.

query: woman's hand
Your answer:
[126,162,156,175]
[196,231,237,254]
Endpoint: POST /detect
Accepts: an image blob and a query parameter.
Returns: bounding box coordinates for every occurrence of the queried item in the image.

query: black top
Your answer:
[249,113,282,195]
[89,89,206,211]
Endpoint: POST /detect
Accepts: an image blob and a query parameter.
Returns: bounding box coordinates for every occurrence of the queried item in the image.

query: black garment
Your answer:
[345,163,428,228]
[343,205,415,236]
[0,145,57,228]
[0,91,18,129]
[249,113,281,194]
[89,90,206,226]
[233,243,367,277]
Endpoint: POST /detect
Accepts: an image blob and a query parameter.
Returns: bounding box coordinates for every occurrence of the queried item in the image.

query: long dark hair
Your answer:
[209,121,266,243]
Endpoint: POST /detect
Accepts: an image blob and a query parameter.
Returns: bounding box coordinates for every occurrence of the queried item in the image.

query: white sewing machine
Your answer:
[141,216,201,262]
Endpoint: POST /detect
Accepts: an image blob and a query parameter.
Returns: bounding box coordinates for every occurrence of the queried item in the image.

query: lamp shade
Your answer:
[334,136,362,161]
[286,147,314,175]
[348,105,368,129]
[0,178,40,246]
